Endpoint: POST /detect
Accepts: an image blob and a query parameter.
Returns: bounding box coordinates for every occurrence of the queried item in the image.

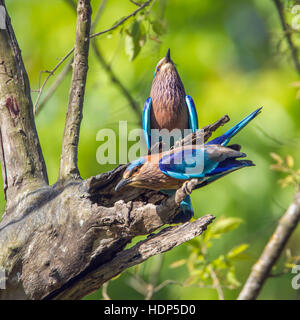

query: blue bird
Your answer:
[143,48,198,150]
[142,49,198,222]
[116,108,261,219]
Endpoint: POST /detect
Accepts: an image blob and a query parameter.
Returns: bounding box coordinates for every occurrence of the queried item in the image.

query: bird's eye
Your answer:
[132,167,139,175]
[134,167,139,173]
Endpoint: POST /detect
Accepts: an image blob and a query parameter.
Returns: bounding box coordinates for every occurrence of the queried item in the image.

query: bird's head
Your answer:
[115,157,146,191]
[153,48,177,78]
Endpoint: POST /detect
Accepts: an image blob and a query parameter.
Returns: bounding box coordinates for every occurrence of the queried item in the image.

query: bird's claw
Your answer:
[182,179,198,196]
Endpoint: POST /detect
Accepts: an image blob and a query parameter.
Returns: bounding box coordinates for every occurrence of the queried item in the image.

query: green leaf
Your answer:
[169,259,186,268]
[209,217,243,237]
[151,19,167,36]
[285,262,297,269]
[211,255,228,270]
[227,244,249,260]
[107,16,131,36]
[124,21,147,61]
[226,268,241,288]
[125,33,136,61]
[184,275,199,286]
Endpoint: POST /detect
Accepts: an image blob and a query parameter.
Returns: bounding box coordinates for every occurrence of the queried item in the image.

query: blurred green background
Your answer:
[1,0,300,299]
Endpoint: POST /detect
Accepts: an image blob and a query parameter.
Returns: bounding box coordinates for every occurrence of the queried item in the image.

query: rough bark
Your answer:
[0,1,48,209]
[0,113,226,299]
[0,164,215,300]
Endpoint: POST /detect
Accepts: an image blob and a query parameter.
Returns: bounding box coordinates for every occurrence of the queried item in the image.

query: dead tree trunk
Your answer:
[0,0,225,300]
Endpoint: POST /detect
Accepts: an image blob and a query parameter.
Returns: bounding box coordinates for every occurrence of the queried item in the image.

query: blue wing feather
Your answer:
[159,148,218,180]
[206,107,262,146]
[195,159,254,190]
[142,97,152,150]
[185,95,198,132]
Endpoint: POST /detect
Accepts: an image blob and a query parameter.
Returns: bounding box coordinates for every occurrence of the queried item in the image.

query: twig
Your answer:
[35,60,73,116]
[33,47,74,114]
[238,190,300,300]
[90,0,153,39]
[208,265,224,300]
[59,0,92,180]
[273,0,300,75]
[130,0,142,7]
[35,0,147,116]
[35,0,107,116]
[145,254,164,299]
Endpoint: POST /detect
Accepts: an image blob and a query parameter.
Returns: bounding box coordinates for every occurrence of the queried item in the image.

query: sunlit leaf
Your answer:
[124,21,147,61]
[227,244,249,259]
[209,217,243,237]
[270,164,285,172]
[270,152,283,165]
[285,262,297,269]
[169,259,186,268]
[285,155,294,168]
[226,268,240,288]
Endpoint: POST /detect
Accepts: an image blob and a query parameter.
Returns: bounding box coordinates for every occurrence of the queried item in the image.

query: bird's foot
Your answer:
[182,179,198,196]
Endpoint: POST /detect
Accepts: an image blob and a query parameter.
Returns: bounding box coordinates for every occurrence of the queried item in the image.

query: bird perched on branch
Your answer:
[116,108,261,200]
[142,49,198,222]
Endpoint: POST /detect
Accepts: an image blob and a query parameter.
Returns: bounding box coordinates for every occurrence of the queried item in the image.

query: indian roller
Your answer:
[116,109,261,215]
[142,49,198,223]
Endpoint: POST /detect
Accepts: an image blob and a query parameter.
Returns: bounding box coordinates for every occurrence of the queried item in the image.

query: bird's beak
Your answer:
[165,48,171,62]
[115,178,131,192]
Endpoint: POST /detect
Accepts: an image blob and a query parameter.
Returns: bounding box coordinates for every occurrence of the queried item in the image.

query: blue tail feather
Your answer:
[195,159,255,190]
[206,108,262,146]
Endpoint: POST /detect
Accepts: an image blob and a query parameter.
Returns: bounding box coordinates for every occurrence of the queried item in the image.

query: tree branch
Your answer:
[35,60,73,116]
[273,0,300,75]
[238,190,300,300]
[34,0,152,117]
[90,0,153,39]
[0,1,48,208]
[0,113,229,300]
[50,214,215,299]
[33,48,74,115]
[59,0,92,180]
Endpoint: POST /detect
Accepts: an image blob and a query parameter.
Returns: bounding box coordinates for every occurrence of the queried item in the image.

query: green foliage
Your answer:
[270,153,300,188]
[125,20,146,61]
[2,0,300,300]
[170,217,249,295]
[123,5,167,60]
